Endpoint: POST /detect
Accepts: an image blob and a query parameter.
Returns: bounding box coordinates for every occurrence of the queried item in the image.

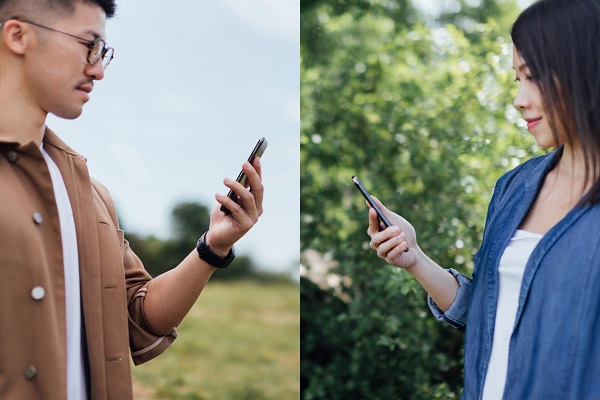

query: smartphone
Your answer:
[352,176,392,227]
[220,137,268,215]
[352,176,409,251]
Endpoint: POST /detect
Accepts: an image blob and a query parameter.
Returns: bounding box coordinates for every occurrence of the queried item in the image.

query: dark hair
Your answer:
[511,0,600,204]
[0,0,116,19]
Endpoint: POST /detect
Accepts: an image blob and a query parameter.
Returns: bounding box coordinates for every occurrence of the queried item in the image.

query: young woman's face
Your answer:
[512,47,558,148]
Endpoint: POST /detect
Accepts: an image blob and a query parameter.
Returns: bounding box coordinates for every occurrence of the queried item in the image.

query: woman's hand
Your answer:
[367,196,419,270]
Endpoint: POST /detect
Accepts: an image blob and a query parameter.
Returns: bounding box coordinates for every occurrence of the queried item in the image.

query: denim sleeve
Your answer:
[427,268,472,332]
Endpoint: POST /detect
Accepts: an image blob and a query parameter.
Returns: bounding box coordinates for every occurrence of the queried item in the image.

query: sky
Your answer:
[48,0,300,275]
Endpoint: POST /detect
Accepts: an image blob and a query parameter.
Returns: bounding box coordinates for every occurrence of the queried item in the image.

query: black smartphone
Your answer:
[220,137,268,215]
[352,176,392,228]
[352,176,409,252]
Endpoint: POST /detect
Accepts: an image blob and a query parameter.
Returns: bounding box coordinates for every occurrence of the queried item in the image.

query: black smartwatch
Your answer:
[196,232,235,269]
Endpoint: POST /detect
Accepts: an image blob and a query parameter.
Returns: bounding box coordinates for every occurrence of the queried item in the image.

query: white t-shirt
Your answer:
[481,229,543,400]
[41,145,87,400]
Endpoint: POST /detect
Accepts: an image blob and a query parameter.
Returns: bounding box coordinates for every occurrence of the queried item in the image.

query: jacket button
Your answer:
[31,286,46,300]
[32,212,43,224]
[6,150,18,162]
[23,365,37,380]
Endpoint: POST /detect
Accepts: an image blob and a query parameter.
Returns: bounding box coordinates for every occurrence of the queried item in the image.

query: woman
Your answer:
[367,0,600,398]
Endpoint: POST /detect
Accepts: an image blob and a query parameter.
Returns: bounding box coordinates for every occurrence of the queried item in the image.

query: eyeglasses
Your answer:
[5,17,114,69]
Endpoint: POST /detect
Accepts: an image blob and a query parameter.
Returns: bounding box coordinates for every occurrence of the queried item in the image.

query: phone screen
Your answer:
[220,137,268,214]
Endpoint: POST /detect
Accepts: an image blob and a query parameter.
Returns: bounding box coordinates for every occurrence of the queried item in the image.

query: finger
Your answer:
[252,157,262,180]
[370,225,400,252]
[367,207,381,236]
[386,238,409,260]
[217,179,253,222]
[370,195,394,219]
[376,230,404,256]
[370,196,387,210]
[369,196,398,227]
[216,191,243,218]
[224,177,259,222]
[243,161,264,215]
[236,184,260,223]
[367,204,391,234]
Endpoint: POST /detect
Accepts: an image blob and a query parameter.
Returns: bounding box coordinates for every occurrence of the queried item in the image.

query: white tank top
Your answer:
[481,229,543,400]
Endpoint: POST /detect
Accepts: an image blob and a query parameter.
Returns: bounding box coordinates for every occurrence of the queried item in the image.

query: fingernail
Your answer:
[224,178,232,184]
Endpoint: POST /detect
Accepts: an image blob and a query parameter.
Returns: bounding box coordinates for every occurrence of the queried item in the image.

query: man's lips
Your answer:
[525,117,542,130]
[76,84,93,102]
[77,85,93,94]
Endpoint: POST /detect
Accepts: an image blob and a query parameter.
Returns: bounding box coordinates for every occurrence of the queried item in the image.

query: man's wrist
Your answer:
[196,232,235,269]
[204,232,231,257]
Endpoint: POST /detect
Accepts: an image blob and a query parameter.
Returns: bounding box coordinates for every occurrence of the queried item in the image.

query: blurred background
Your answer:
[47,1,300,398]
[48,0,300,280]
[301,0,539,398]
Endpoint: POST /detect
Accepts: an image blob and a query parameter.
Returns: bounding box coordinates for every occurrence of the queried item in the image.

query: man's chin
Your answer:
[50,107,85,120]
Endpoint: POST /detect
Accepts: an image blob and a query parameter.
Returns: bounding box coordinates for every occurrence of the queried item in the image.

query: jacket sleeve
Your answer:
[427,269,472,332]
[91,180,178,365]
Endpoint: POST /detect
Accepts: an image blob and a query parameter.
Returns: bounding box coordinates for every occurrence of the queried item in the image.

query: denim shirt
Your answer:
[428,148,600,399]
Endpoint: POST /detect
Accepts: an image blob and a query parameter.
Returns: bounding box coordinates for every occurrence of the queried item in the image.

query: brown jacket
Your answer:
[0,128,177,399]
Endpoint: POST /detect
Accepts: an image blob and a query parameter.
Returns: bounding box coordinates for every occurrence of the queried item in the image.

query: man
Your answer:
[0,0,264,398]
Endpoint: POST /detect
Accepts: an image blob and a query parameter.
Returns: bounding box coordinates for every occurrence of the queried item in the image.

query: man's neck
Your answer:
[0,72,48,146]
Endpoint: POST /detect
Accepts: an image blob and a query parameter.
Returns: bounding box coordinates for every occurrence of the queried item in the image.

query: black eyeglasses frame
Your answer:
[3,17,114,69]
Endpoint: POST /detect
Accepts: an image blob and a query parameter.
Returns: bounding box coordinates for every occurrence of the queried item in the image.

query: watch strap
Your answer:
[196,232,235,269]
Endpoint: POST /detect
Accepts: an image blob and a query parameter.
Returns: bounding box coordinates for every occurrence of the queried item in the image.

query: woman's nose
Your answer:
[513,85,530,111]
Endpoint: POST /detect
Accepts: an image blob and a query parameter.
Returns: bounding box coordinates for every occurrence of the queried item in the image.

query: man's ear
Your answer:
[1,20,28,56]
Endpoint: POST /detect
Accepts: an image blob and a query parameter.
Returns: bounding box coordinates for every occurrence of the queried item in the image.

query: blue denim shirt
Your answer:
[429,148,600,399]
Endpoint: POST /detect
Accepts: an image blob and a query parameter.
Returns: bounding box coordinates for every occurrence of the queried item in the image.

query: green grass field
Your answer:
[131,280,299,400]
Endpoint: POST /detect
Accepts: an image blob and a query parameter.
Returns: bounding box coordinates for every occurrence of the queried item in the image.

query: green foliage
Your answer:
[301,0,543,398]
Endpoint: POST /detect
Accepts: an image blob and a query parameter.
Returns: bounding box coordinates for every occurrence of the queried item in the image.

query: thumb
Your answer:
[370,196,390,213]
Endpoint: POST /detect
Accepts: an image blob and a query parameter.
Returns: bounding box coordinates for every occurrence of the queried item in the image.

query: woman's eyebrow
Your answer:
[515,63,528,71]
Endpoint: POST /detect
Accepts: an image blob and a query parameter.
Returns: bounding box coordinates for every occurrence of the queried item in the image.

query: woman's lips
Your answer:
[526,117,542,130]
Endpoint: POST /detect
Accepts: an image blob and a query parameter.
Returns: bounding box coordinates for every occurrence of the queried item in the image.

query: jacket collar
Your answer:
[0,129,25,147]
[0,125,83,159]
[523,145,563,192]
[42,127,86,160]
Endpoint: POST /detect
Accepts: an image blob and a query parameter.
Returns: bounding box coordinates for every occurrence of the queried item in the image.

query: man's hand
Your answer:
[205,157,264,256]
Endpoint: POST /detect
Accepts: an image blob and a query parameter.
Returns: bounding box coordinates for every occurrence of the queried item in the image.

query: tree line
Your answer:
[124,201,285,282]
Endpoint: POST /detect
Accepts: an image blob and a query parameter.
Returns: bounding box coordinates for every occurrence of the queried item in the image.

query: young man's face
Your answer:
[22,1,107,120]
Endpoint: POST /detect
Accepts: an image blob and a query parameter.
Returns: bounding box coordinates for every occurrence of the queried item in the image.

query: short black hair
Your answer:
[0,0,116,20]
[512,0,600,204]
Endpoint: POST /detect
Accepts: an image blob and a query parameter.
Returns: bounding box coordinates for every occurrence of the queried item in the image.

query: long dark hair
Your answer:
[511,0,600,205]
